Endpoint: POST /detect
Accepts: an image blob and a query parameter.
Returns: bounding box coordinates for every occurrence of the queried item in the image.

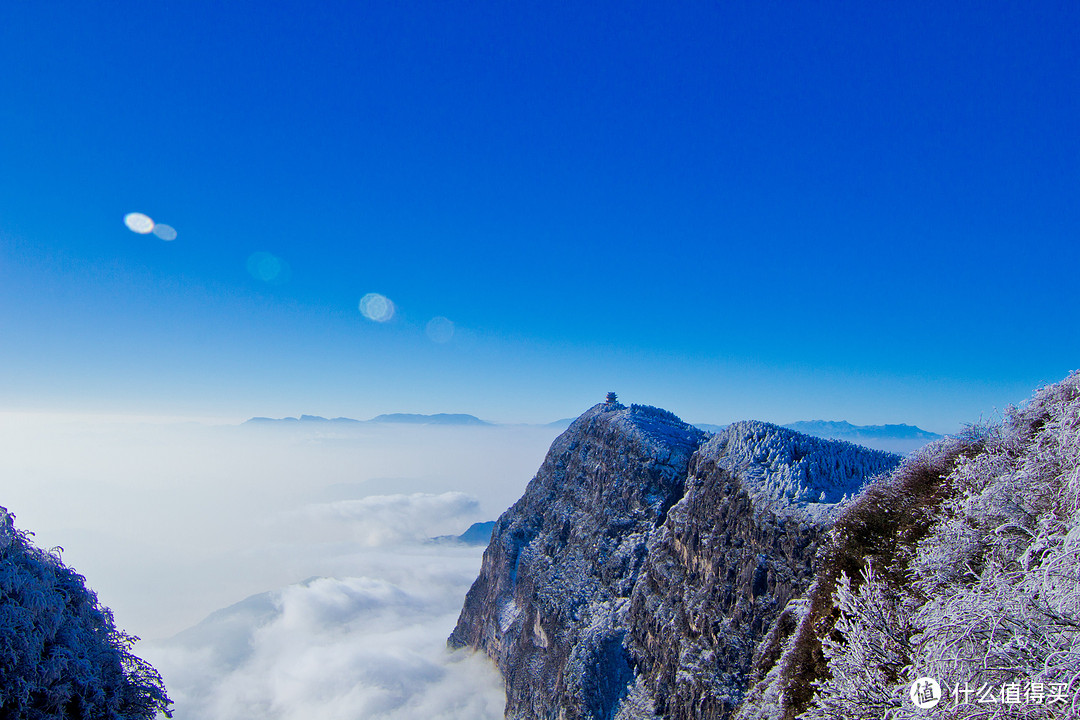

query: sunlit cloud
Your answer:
[247,251,291,284]
[425,317,454,344]
[141,566,506,720]
[0,417,560,640]
[293,492,480,546]
[152,223,178,241]
[359,293,395,322]
[123,212,155,234]
[0,412,566,719]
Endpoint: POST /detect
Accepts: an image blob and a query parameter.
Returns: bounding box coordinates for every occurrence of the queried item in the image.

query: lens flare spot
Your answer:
[425,316,454,343]
[246,252,290,284]
[124,212,154,234]
[152,223,177,241]
[359,293,395,323]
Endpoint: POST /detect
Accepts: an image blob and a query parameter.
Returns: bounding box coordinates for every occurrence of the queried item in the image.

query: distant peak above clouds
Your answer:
[244,415,360,425]
[243,413,490,426]
[783,420,941,440]
[369,413,490,426]
[779,420,942,455]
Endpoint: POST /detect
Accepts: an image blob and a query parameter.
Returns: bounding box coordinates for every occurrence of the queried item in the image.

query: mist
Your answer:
[0,413,563,718]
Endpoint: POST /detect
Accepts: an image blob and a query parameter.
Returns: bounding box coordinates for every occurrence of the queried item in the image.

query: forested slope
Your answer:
[739,371,1080,719]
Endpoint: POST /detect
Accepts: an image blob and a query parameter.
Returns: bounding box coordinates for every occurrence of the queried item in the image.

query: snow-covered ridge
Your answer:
[706,421,901,515]
[695,420,942,455]
[614,403,706,462]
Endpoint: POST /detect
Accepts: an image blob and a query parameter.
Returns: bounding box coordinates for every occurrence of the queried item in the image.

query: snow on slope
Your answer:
[708,420,901,522]
[737,370,1080,720]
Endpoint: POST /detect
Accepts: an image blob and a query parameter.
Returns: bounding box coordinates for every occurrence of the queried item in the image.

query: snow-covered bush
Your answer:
[803,372,1080,720]
[806,562,916,720]
[614,675,661,720]
[0,507,172,719]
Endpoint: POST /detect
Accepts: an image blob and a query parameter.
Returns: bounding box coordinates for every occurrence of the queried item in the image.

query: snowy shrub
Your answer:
[798,372,1080,720]
[901,373,1080,718]
[805,562,915,720]
[629,405,683,424]
[614,675,661,720]
[767,431,972,719]
[0,507,172,719]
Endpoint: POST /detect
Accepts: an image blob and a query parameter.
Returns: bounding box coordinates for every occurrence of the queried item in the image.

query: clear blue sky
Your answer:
[0,1,1076,432]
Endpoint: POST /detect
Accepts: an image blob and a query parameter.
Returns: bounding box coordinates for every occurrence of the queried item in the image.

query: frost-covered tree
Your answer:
[614,675,661,720]
[805,562,915,719]
[0,507,172,719]
[803,371,1080,720]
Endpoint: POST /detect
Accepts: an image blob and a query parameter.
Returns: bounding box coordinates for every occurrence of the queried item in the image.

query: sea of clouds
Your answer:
[0,414,563,719]
[141,548,506,720]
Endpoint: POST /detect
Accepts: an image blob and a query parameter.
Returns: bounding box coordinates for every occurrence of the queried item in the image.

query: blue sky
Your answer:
[0,1,1076,432]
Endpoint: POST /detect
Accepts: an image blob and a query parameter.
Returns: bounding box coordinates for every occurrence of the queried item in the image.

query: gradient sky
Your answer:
[1,1,1077,432]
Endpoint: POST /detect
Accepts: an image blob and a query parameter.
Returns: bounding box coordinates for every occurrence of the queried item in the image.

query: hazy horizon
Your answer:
[0,395,1003,439]
[0,413,569,718]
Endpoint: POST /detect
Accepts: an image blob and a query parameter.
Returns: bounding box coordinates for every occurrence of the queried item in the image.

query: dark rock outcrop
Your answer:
[449,402,900,719]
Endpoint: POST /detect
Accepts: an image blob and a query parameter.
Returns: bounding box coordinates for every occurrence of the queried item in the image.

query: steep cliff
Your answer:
[448,401,705,719]
[449,401,900,719]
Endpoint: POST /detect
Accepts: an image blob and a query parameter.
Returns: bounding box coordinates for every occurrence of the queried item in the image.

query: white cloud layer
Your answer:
[0,414,563,717]
[294,492,481,546]
[0,415,558,639]
[142,549,505,720]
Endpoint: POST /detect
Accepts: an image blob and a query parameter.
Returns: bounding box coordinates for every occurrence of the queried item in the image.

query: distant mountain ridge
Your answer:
[244,413,490,426]
[429,521,498,546]
[370,413,490,426]
[782,420,941,454]
[782,420,940,439]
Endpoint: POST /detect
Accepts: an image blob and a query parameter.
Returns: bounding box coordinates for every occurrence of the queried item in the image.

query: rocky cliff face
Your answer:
[449,402,900,719]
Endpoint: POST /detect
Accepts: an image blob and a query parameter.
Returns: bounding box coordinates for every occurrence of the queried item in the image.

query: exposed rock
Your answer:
[449,403,899,719]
